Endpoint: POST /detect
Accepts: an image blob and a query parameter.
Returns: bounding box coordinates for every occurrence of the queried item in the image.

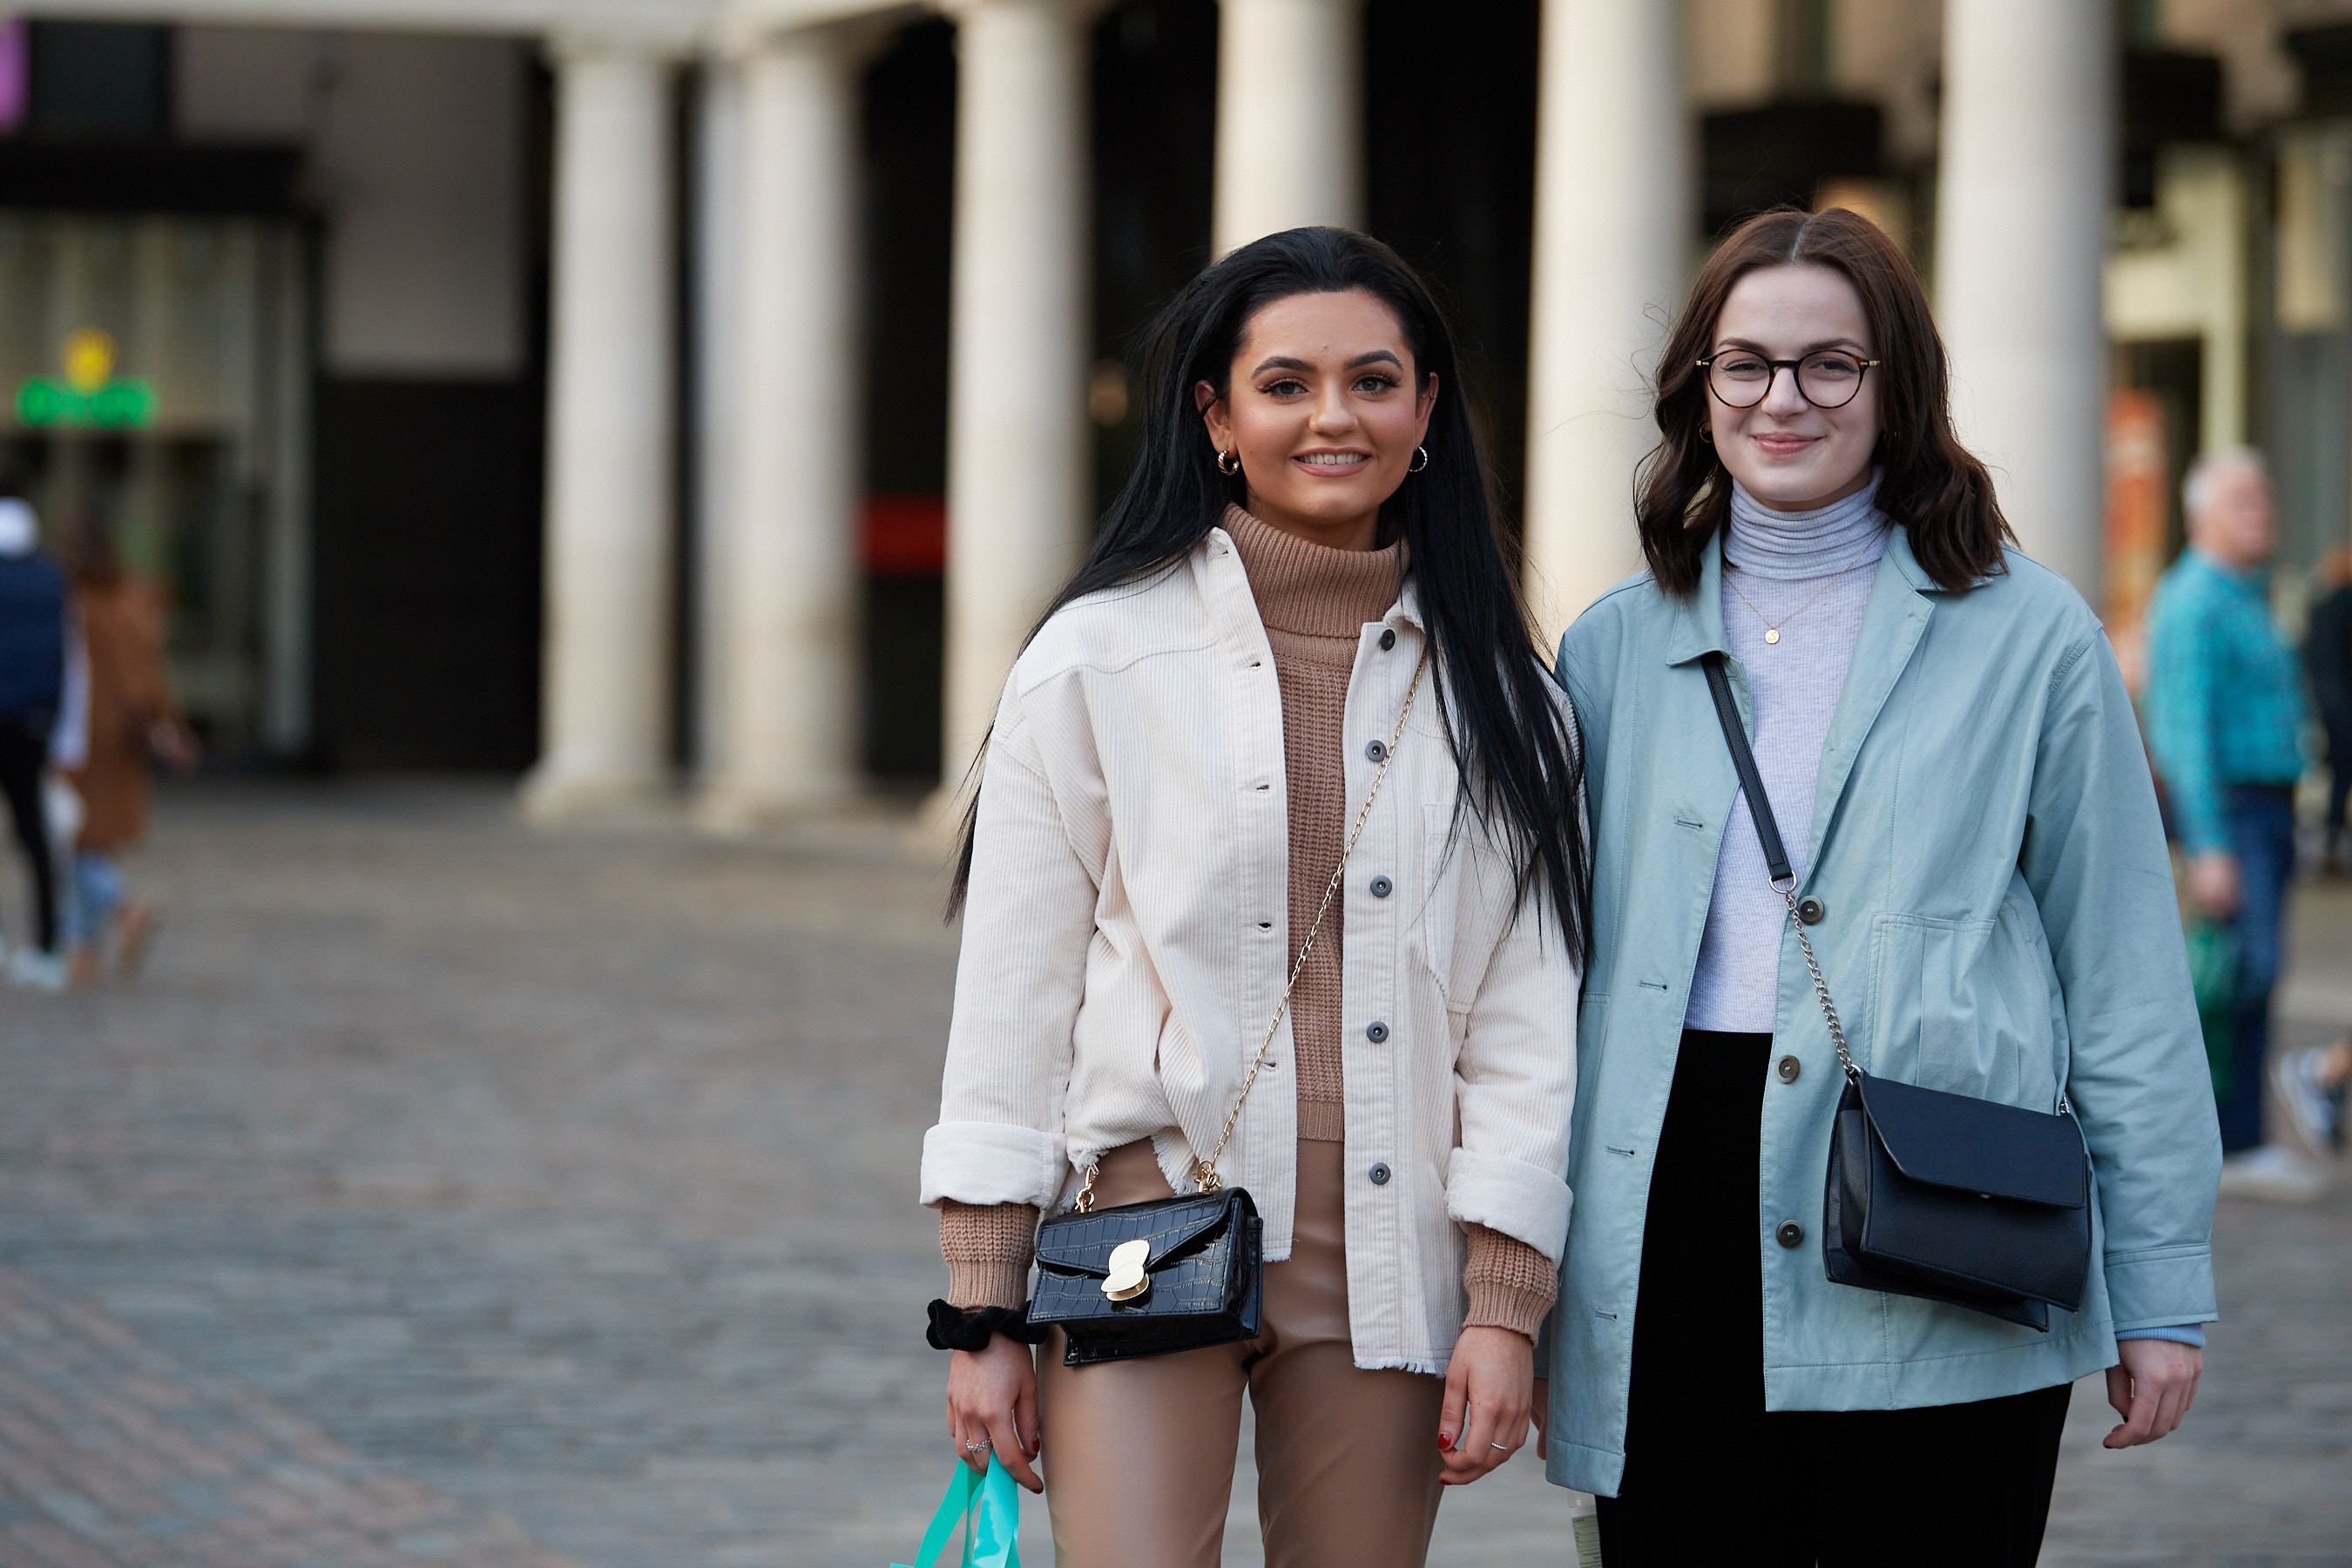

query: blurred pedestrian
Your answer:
[0,472,68,991]
[2274,1035,2349,1156]
[2144,449,2322,1200]
[59,512,193,985]
[2304,550,2352,873]
[1551,207,2216,1567]
[925,229,1587,1564]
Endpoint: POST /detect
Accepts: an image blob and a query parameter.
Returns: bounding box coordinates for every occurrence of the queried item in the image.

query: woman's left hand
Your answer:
[1438,1325,1533,1484]
[2103,1338,2203,1448]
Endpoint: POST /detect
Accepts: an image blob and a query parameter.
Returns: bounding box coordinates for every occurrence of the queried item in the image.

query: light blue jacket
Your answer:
[1539,527,2221,1499]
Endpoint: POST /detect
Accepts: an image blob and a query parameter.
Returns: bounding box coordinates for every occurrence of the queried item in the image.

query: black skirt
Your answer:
[1598,1030,2072,1568]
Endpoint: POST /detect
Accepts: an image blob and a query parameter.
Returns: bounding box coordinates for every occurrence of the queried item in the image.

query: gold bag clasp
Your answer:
[1102,1239,1151,1301]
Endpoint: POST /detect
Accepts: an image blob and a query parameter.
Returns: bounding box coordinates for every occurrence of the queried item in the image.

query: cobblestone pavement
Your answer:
[0,781,2343,1567]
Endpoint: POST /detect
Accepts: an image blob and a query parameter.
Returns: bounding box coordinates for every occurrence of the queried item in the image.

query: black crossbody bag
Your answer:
[1028,652,1429,1365]
[1701,652,2092,1332]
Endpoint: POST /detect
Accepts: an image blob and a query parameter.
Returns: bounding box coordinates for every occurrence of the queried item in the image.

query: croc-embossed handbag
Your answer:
[1030,652,1428,1367]
[1701,652,2092,1332]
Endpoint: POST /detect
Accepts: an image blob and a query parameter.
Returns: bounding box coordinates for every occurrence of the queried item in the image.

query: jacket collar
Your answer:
[1202,524,1424,639]
[1805,526,1939,875]
[1663,522,1943,670]
[1662,531,1734,667]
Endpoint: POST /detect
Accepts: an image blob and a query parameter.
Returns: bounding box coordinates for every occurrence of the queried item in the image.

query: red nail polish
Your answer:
[1438,1432,1453,1450]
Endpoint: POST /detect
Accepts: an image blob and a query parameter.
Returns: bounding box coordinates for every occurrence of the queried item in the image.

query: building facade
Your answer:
[0,0,2342,814]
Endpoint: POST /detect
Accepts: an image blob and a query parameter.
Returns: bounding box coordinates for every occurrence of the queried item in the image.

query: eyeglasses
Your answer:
[1697,350,1881,410]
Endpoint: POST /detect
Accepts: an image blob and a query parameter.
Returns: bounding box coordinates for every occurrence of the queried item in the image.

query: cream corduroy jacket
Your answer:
[920,526,1579,1375]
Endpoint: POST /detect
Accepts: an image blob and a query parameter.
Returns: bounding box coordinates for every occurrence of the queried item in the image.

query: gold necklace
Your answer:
[1724,535,1881,645]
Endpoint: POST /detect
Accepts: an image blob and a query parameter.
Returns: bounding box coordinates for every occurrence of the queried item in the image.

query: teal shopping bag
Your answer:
[893,1455,1023,1568]
[2185,918,2238,1100]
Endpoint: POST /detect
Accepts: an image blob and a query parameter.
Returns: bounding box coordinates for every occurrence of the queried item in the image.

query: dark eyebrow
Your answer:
[1249,348,1408,376]
[1713,335,1869,356]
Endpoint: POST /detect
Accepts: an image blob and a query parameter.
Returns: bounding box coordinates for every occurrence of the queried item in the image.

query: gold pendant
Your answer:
[1764,627,1781,645]
[1102,1238,1152,1301]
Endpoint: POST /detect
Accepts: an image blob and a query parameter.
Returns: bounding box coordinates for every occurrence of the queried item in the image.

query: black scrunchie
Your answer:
[926,1299,1046,1351]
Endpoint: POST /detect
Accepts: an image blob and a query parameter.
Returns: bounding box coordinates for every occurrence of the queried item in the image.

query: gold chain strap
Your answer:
[1074,647,1430,1213]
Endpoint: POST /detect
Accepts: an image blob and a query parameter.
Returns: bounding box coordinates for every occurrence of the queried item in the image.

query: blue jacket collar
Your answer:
[1665,523,1940,669]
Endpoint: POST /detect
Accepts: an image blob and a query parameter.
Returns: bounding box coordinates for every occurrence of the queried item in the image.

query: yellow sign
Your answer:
[62,329,117,394]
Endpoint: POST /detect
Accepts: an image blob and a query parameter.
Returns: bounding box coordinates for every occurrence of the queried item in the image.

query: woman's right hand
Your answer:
[947,1335,1043,1491]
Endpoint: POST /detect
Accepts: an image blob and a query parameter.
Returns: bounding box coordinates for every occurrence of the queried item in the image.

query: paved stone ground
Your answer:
[0,780,2342,1567]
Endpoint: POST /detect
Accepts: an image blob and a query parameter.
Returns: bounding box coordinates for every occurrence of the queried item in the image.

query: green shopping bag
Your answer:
[2185,918,2238,1100]
[894,1455,1023,1568]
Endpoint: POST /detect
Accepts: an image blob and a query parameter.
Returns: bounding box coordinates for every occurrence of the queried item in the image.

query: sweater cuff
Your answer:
[2116,1324,2207,1348]
[1462,1225,1558,1340]
[940,1200,1038,1311]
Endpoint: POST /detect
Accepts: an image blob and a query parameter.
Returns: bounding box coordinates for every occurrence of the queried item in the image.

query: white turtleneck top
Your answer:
[1684,473,1890,1033]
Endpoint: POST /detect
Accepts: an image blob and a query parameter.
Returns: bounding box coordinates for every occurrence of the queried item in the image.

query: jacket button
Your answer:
[1366,1021,1389,1043]
[1380,628,1396,651]
[1365,740,1388,762]
[1369,875,1393,898]
[1776,1220,1805,1249]
[1369,1163,1392,1186]
[1796,896,1825,925]
[1776,1055,1801,1084]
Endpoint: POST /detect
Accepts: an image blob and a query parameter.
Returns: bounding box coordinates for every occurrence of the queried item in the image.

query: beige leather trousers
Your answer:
[1036,1139,1445,1568]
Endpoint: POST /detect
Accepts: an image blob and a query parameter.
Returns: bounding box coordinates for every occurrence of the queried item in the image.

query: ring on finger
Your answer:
[1489,1442,1511,1452]
[963,1437,993,1454]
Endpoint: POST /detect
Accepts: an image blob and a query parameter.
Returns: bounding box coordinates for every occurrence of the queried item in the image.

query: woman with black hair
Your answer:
[1543,207,2220,1565]
[920,226,1588,1567]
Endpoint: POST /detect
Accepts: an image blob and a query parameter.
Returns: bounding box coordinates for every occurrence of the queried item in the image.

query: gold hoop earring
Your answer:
[1217,449,1240,476]
[1409,446,1429,473]
[1698,426,1714,445]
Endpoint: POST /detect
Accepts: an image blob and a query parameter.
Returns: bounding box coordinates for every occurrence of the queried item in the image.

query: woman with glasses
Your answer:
[1537,207,2220,1565]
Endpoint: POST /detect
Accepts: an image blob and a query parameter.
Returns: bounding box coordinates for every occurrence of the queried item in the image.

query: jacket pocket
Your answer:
[1417,801,1511,1017]
[1866,906,2058,1105]
[1417,802,1463,1010]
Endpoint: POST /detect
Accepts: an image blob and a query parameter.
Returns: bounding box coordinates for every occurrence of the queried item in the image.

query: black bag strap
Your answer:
[1701,652,1792,883]
[1700,651,1858,1082]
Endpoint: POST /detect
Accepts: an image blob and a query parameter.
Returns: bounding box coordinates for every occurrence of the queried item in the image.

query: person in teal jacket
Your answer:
[2143,451,2314,1182]
[1534,209,2220,1566]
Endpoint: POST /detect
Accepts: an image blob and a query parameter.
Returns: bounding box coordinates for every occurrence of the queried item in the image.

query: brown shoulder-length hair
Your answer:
[1637,206,2012,596]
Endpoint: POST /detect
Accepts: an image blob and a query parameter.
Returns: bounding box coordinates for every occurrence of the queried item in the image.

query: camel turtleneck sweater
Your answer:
[939,507,1556,1338]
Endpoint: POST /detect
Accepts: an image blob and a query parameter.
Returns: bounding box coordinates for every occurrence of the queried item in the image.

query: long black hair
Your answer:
[950,226,1589,963]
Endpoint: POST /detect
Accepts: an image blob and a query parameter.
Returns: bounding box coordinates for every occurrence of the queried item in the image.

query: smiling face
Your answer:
[1705,263,1882,511]
[1197,288,1437,552]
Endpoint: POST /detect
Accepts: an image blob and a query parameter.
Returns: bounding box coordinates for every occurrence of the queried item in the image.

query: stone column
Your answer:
[1213,0,1363,254]
[939,0,1095,794]
[691,57,745,783]
[522,41,676,821]
[700,24,871,827]
[1521,0,1690,645]
[1935,0,2113,600]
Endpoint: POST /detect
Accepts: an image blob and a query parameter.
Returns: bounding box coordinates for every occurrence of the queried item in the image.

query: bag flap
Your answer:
[1855,1072,2087,1209]
[1034,1192,1238,1278]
